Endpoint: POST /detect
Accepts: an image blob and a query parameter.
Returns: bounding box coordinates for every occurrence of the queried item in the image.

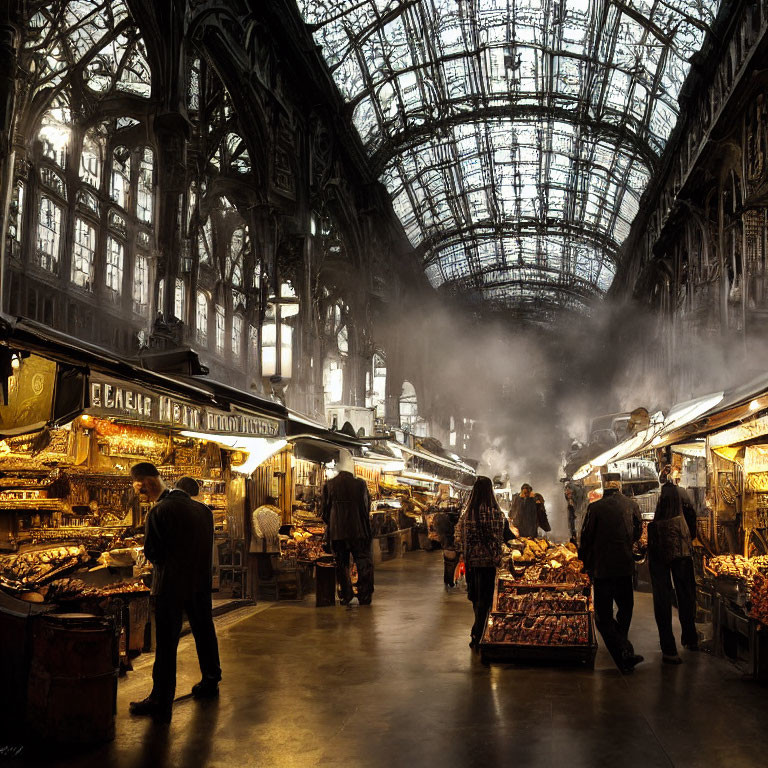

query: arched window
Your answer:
[80,126,105,188]
[323,357,343,405]
[136,147,154,224]
[366,353,386,413]
[38,101,70,168]
[110,146,131,209]
[400,381,418,430]
[232,314,243,360]
[197,217,212,264]
[228,227,244,287]
[105,235,124,293]
[72,217,96,289]
[174,278,185,321]
[196,291,208,346]
[36,196,62,273]
[133,252,149,314]
[215,304,225,354]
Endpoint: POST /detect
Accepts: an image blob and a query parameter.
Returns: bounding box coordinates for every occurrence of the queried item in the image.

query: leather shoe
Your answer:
[663,654,683,664]
[129,697,172,722]
[191,681,219,699]
[627,654,644,667]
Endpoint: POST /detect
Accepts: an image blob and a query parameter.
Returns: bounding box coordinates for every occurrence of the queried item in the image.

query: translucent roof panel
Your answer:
[299,0,720,315]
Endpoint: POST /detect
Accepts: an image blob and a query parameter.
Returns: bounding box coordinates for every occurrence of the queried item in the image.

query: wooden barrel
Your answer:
[26,613,118,744]
[315,562,336,607]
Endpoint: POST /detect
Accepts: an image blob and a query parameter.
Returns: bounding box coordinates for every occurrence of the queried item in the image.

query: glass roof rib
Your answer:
[300,0,719,314]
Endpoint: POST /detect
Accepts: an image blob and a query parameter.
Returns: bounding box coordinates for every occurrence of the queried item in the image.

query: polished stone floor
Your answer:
[9,551,768,767]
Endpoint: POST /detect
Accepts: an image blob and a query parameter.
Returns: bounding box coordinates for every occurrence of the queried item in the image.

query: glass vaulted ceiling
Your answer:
[299,0,720,317]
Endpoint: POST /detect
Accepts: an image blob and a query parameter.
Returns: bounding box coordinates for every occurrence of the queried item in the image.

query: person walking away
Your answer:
[321,449,373,605]
[579,474,644,674]
[648,466,699,664]
[511,484,549,538]
[532,492,551,536]
[455,476,507,649]
[565,485,578,541]
[129,463,221,723]
[434,505,458,589]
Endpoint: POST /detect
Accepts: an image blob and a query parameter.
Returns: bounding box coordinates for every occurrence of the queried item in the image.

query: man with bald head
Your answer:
[128,462,221,722]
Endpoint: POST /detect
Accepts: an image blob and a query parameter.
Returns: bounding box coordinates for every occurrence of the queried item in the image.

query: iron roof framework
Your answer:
[299,0,719,317]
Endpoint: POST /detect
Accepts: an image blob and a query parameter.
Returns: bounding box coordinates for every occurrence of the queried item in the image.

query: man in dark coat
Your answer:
[648,467,699,663]
[511,484,550,538]
[579,476,644,674]
[321,450,373,605]
[128,463,221,722]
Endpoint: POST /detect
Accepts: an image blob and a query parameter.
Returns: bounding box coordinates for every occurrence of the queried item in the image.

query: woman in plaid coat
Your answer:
[455,476,511,648]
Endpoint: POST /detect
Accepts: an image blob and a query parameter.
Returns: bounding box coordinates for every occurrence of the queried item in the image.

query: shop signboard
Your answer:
[204,407,281,438]
[89,375,202,430]
[88,374,282,437]
[0,354,57,436]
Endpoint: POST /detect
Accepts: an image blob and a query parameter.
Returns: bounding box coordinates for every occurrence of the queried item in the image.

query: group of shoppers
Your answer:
[128,453,699,724]
[579,466,699,671]
[127,448,376,724]
[455,467,700,671]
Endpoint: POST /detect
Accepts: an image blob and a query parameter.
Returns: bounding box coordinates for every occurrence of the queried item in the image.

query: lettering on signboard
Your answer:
[89,377,279,435]
[205,410,279,437]
[90,382,153,418]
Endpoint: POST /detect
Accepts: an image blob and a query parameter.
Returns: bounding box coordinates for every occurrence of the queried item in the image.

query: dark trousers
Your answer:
[649,555,698,655]
[593,576,635,669]
[333,539,374,603]
[443,549,457,586]
[151,590,221,705]
[466,566,496,643]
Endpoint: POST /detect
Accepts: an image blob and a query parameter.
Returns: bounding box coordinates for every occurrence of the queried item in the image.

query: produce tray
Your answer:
[493,591,591,614]
[496,578,591,594]
[480,612,598,667]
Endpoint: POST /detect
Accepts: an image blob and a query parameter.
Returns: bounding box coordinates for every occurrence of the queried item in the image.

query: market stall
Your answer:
[0,333,286,615]
[480,536,597,666]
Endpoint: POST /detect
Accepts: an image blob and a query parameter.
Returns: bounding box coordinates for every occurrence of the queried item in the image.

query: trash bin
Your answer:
[26,613,118,744]
[315,562,336,607]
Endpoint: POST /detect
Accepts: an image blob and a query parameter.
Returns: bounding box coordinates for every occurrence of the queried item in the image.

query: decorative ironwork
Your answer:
[299,0,720,314]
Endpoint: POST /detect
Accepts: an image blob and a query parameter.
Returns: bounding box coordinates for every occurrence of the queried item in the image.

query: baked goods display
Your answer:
[707,554,760,587]
[1,545,89,586]
[495,587,588,614]
[481,541,596,664]
[506,538,589,586]
[487,613,590,645]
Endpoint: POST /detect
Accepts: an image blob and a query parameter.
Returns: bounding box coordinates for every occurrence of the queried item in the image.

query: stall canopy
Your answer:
[0,315,287,439]
[571,372,768,480]
[571,391,725,480]
[285,408,369,463]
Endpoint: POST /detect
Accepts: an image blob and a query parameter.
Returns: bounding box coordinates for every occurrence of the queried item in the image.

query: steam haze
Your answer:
[380,294,766,540]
